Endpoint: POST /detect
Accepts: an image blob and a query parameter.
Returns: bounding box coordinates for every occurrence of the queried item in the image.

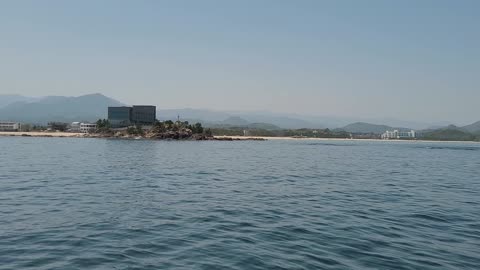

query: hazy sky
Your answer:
[1,0,479,124]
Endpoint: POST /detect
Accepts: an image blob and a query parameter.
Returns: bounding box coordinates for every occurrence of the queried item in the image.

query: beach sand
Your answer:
[214,136,479,143]
[0,131,86,137]
[0,132,477,143]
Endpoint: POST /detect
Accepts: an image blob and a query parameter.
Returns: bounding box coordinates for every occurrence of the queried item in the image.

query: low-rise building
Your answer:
[80,123,96,133]
[0,122,21,131]
[70,122,81,132]
[382,130,416,139]
[48,122,68,132]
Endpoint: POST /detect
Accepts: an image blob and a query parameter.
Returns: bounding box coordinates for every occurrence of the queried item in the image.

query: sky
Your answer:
[0,0,479,124]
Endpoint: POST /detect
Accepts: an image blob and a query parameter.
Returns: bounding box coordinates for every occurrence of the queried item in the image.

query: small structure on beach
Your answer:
[68,122,96,133]
[80,123,96,133]
[0,122,21,131]
[70,122,81,132]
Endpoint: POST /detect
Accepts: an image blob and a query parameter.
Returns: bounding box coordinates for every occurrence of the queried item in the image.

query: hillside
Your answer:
[338,122,410,134]
[209,117,280,130]
[0,93,124,124]
[246,123,281,130]
[156,109,318,129]
[220,116,249,126]
[0,94,39,108]
[461,121,480,134]
[421,128,477,141]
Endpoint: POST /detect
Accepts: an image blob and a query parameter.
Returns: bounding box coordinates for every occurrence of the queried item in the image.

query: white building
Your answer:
[382,130,416,139]
[0,122,21,131]
[80,123,96,133]
[70,122,81,132]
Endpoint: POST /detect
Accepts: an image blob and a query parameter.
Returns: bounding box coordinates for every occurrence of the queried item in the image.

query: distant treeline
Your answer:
[211,126,480,141]
[210,127,351,138]
[15,121,480,142]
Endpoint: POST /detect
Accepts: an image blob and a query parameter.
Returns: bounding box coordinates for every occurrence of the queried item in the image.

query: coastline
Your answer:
[0,131,478,143]
[0,131,86,137]
[213,135,480,143]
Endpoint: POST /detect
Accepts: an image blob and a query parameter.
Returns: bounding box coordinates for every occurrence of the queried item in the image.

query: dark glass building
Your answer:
[108,107,132,128]
[132,106,156,125]
[108,105,156,128]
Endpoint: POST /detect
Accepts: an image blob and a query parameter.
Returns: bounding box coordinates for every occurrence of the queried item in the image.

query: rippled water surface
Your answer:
[1,137,479,269]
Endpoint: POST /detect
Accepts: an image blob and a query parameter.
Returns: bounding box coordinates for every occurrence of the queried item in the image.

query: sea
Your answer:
[0,137,479,270]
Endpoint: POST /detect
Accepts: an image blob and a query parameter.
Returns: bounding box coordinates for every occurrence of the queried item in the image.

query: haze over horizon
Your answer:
[1,1,479,125]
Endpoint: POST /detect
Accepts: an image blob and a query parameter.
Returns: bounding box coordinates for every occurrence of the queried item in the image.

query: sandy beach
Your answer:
[0,131,86,137]
[0,132,351,140]
[0,132,478,143]
[209,136,479,143]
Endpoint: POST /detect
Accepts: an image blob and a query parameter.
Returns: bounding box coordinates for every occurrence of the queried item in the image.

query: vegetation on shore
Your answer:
[420,128,479,141]
[9,117,480,142]
[93,119,214,140]
[210,127,351,138]
[96,119,111,133]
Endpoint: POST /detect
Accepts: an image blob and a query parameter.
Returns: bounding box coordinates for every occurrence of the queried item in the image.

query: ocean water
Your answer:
[0,137,479,270]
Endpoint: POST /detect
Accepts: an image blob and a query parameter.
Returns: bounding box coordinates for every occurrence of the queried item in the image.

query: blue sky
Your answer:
[1,0,479,124]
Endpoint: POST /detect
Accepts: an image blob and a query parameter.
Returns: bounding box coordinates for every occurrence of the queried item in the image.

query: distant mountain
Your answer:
[0,93,125,124]
[2,93,475,131]
[261,114,439,130]
[204,116,281,130]
[420,124,463,133]
[155,108,461,130]
[338,122,411,134]
[421,127,477,141]
[220,116,249,126]
[0,94,40,108]
[204,120,281,130]
[364,118,450,130]
[461,121,480,133]
[240,114,317,129]
[157,108,230,122]
[246,123,281,130]
[157,108,319,129]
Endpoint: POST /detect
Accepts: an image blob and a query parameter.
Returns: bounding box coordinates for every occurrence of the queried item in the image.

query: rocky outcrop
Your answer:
[85,126,265,141]
[145,128,194,140]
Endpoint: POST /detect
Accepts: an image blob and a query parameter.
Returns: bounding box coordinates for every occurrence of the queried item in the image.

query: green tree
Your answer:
[193,122,204,134]
[136,125,144,136]
[205,128,213,137]
[164,120,174,129]
[21,124,32,132]
[127,126,137,135]
[153,120,166,132]
[95,119,111,133]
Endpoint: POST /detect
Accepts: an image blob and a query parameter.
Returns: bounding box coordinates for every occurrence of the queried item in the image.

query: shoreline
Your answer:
[0,131,86,137]
[213,135,480,143]
[0,131,478,143]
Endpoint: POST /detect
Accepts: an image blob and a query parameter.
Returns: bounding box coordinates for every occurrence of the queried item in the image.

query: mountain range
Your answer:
[335,122,411,134]
[420,125,480,141]
[156,109,316,129]
[0,94,40,108]
[0,93,479,134]
[0,93,124,124]
[462,121,480,134]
